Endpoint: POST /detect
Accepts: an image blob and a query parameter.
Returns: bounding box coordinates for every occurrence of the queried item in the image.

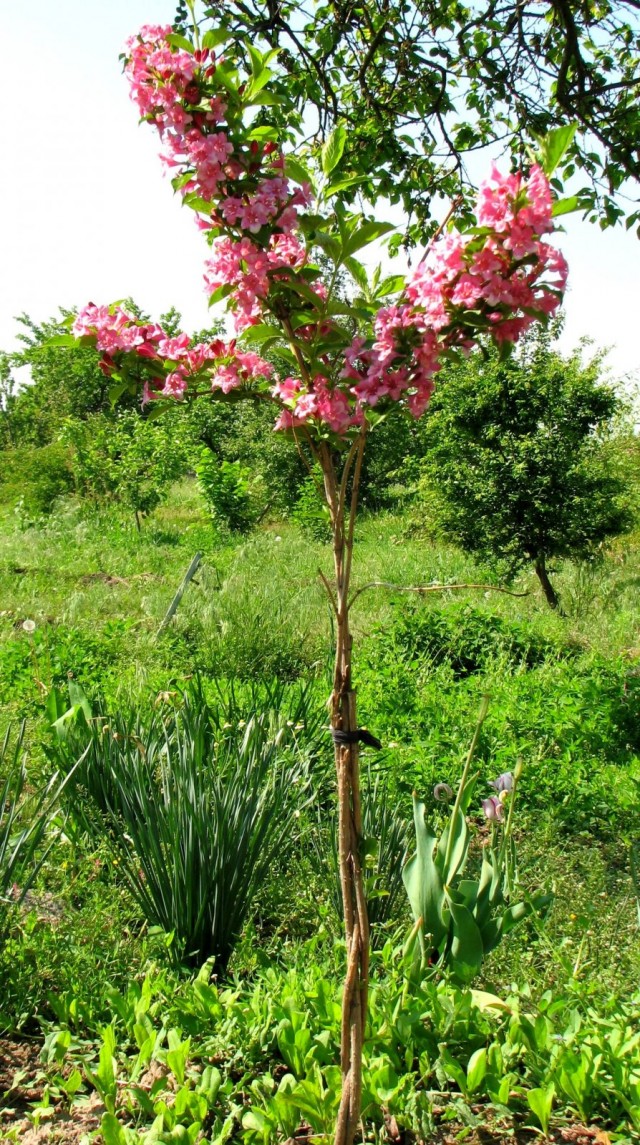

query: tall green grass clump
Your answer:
[47,683,326,969]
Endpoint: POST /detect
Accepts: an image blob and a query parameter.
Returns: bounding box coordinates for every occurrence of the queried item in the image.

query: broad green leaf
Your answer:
[325,175,364,198]
[246,68,273,100]
[109,381,130,408]
[343,220,395,257]
[202,29,230,49]
[466,1047,487,1093]
[536,123,577,175]
[438,806,469,884]
[208,284,234,307]
[248,91,280,107]
[46,333,78,347]
[374,274,405,297]
[100,1113,128,1145]
[284,157,316,192]
[165,33,195,53]
[247,124,279,142]
[552,195,580,217]
[344,257,368,291]
[312,231,342,261]
[526,1085,555,1135]
[470,989,512,1014]
[321,123,347,177]
[240,323,282,348]
[402,795,447,950]
[447,892,484,982]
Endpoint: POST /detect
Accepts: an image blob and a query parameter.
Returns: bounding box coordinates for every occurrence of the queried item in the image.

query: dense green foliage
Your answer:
[0,488,639,1138]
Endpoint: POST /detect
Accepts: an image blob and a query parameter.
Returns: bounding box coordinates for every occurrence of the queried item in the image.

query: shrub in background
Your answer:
[419,322,634,609]
[62,411,189,528]
[0,442,75,519]
[195,450,259,533]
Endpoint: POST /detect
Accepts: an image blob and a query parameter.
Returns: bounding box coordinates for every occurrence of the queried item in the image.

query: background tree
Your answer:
[419,322,634,608]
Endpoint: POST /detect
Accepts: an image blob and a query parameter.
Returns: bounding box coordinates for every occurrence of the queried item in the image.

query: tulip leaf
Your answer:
[402,795,447,951]
[447,893,484,981]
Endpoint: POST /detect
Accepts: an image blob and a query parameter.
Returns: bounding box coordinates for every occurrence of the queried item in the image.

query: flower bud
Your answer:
[490,771,514,793]
[482,795,504,822]
[184,82,200,105]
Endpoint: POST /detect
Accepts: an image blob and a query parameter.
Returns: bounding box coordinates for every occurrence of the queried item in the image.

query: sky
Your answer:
[1,0,639,388]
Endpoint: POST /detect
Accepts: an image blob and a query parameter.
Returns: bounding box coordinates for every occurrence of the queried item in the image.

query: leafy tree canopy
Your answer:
[419,321,634,607]
[195,0,640,238]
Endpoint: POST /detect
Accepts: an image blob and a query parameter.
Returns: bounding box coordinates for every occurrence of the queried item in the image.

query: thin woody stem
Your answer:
[342,427,367,608]
[348,579,530,610]
[282,316,312,386]
[337,435,363,525]
[318,568,339,616]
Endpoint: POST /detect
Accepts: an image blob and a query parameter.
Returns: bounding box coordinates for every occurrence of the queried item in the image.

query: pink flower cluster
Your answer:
[341,306,442,418]
[407,164,568,345]
[113,25,569,439]
[204,232,308,331]
[273,376,362,436]
[338,164,568,418]
[124,25,313,331]
[73,304,271,400]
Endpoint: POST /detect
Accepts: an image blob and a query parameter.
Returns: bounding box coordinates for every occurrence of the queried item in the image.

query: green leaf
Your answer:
[375,274,405,297]
[551,195,580,217]
[202,29,229,49]
[100,1113,127,1145]
[321,123,347,177]
[526,1085,555,1134]
[165,33,195,54]
[343,220,395,258]
[240,323,282,348]
[208,284,234,307]
[246,68,273,100]
[402,795,447,951]
[438,806,469,884]
[466,1047,488,1093]
[325,176,364,199]
[284,158,316,193]
[344,257,368,292]
[447,892,484,982]
[46,334,78,348]
[109,381,130,408]
[535,123,577,175]
[247,125,279,143]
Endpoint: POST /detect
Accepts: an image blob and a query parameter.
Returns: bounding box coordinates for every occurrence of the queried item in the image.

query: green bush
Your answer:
[291,472,332,541]
[195,451,258,533]
[0,443,74,517]
[419,324,634,608]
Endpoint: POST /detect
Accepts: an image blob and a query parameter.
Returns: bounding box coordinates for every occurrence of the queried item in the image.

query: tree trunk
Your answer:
[317,432,370,1145]
[534,553,560,610]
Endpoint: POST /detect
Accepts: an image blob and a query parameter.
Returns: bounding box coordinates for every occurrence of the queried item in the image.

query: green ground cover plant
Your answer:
[0,483,638,1142]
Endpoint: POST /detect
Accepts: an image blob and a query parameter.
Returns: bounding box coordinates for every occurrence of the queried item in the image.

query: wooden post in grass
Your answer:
[156,552,203,637]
